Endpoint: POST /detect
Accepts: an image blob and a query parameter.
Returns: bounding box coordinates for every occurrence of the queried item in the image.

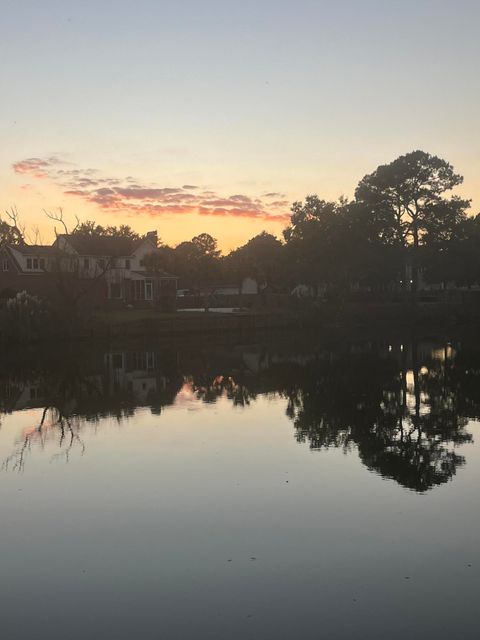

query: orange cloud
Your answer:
[12,156,291,223]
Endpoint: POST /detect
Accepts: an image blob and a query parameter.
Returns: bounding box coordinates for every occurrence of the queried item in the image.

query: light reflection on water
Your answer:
[1,336,480,639]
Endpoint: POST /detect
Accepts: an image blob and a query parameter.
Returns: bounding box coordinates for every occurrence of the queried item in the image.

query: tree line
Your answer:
[148,150,479,294]
[2,150,479,293]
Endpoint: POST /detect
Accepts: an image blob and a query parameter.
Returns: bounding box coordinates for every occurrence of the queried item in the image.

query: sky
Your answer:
[1,0,479,251]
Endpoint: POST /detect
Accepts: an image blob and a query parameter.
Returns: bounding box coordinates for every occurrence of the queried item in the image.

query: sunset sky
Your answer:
[1,0,479,251]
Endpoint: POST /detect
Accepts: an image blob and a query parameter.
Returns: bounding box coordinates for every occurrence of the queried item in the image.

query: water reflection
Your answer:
[1,336,479,491]
[282,343,474,491]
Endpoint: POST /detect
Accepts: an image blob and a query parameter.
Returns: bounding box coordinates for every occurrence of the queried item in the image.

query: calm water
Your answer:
[1,334,479,639]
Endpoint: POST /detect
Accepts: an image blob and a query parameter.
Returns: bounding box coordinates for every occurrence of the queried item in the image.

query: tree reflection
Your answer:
[0,338,478,491]
[279,341,474,492]
[0,345,183,470]
[190,375,257,406]
[2,407,86,472]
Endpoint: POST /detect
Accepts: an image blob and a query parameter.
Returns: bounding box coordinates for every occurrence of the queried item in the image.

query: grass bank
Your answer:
[85,301,480,340]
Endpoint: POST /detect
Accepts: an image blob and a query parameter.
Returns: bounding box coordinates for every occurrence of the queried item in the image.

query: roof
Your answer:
[131,270,178,279]
[60,234,146,257]
[10,244,58,255]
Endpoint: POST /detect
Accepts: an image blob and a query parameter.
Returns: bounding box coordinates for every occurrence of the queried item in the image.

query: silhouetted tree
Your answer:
[0,207,26,246]
[355,150,470,295]
[173,233,221,286]
[282,196,402,293]
[73,220,141,241]
[423,213,480,287]
[224,232,284,288]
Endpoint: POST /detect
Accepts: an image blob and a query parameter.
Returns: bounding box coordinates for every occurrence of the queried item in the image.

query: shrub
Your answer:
[1,291,53,342]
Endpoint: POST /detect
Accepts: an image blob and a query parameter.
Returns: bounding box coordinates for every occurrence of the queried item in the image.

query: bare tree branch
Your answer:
[43,208,80,236]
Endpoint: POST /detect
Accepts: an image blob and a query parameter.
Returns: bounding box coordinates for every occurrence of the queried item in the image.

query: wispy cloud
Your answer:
[13,157,290,223]
[13,157,58,178]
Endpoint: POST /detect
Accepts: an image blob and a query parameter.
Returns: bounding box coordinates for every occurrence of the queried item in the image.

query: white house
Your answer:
[1,231,177,306]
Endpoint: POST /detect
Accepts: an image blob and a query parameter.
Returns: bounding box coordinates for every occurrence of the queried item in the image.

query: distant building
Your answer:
[194,277,259,297]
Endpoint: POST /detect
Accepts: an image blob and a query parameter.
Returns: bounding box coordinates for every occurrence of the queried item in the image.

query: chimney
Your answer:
[146,230,158,246]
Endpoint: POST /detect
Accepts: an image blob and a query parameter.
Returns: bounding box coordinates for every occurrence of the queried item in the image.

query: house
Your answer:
[0,243,59,300]
[0,230,177,308]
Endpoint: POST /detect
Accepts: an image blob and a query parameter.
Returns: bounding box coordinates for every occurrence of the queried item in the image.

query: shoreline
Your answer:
[2,300,480,346]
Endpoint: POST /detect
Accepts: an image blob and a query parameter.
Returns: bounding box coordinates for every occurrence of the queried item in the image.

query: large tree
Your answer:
[191,233,220,260]
[224,232,284,288]
[282,196,343,289]
[171,233,221,286]
[355,150,470,293]
[283,196,339,244]
[282,196,400,292]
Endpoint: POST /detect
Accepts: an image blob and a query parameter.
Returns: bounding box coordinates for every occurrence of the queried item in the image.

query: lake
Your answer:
[1,333,479,639]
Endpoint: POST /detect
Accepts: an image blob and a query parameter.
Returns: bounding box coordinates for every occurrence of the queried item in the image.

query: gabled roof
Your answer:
[9,244,58,255]
[59,234,150,257]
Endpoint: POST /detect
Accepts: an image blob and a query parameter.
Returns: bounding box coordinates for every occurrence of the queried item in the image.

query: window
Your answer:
[2,259,9,272]
[112,353,123,369]
[98,258,105,270]
[133,352,146,370]
[145,279,153,300]
[125,259,131,269]
[39,258,45,269]
[146,352,155,370]
[33,258,39,269]
[109,283,122,299]
[26,258,32,269]
[83,258,89,270]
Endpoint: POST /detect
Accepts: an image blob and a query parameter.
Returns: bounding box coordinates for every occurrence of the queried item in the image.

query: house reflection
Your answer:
[0,347,182,420]
[105,351,168,404]
[0,380,47,413]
